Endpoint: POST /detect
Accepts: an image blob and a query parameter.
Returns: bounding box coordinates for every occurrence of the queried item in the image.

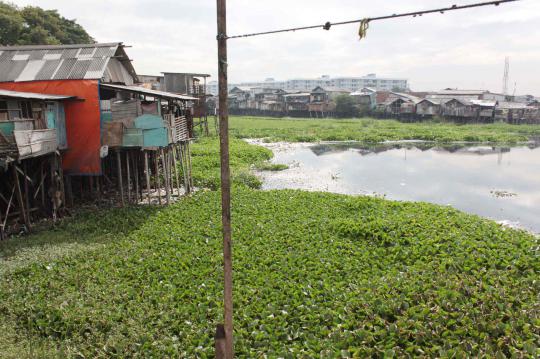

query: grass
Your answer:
[1,125,539,357]
[227,116,540,144]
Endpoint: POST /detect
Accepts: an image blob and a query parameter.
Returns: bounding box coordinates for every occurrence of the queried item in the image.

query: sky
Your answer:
[11,0,540,94]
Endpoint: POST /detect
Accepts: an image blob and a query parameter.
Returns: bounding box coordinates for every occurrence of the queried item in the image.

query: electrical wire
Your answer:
[226,0,520,39]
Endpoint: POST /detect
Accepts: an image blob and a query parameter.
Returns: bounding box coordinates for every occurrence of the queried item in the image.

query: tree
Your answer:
[0,2,94,46]
[334,94,358,118]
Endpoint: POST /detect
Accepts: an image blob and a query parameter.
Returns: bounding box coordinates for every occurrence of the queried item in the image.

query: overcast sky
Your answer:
[12,0,540,94]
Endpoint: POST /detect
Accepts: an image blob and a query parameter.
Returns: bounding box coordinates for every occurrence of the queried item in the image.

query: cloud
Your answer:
[11,0,540,94]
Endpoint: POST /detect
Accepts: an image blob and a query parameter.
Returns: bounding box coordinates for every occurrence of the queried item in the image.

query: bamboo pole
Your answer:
[154,152,162,205]
[116,151,125,206]
[144,151,151,204]
[12,165,30,231]
[134,152,140,204]
[126,151,131,204]
[161,148,170,205]
[216,0,234,356]
[172,144,182,195]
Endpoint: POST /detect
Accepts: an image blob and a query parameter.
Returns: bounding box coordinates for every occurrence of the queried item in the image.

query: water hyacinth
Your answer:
[0,134,538,357]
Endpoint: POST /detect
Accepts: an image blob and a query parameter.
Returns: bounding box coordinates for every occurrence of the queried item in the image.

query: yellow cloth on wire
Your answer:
[358,19,370,40]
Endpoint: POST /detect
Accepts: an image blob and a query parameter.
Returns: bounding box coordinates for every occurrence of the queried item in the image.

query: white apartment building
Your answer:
[207,74,409,95]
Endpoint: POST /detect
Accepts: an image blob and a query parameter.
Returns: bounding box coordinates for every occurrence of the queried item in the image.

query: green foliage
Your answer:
[0,190,538,357]
[335,94,359,118]
[228,116,540,143]
[188,137,272,190]
[254,162,288,171]
[0,2,93,46]
[1,129,539,357]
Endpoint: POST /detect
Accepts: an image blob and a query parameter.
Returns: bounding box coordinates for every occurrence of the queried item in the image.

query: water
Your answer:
[254,141,540,233]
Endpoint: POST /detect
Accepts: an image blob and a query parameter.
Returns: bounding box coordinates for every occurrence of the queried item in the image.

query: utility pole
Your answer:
[216,0,234,358]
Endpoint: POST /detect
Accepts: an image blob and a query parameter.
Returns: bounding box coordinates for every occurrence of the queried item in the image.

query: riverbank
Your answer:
[1,137,539,357]
[229,116,540,143]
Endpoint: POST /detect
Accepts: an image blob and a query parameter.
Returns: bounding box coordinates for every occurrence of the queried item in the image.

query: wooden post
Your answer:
[116,151,125,206]
[23,162,31,224]
[144,151,151,204]
[216,0,234,356]
[134,152,140,204]
[179,143,189,193]
[154,152,162,205]
[12,164,30,231]
[40,161,45,207]
[161,148,170,205]
[126,151,132,204]
[172,144,182,195]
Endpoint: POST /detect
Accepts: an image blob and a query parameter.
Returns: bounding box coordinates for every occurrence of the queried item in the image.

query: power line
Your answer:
[226,0,520,40]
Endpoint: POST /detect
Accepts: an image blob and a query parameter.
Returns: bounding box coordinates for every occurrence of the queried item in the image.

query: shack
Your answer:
[0,89,76,237]
[0,43,197,221]
[415,98,442,118]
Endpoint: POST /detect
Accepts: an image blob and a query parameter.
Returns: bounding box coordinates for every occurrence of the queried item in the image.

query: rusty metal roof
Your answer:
[0,88,76,100]
[0,43,133,83]
[100,83,199,101]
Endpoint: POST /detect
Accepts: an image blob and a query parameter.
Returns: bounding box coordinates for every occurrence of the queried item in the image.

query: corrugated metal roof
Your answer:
[0,43,125,83]
[0,88,76,100]
[100,83,199,101]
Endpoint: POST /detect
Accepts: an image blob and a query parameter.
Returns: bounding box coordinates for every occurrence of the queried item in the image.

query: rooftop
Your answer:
[0,42,137,83]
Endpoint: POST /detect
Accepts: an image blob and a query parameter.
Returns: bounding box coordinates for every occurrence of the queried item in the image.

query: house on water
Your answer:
[0,43,197,236]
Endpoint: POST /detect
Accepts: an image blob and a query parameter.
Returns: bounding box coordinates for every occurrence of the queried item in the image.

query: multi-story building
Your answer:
[207,74,408,95]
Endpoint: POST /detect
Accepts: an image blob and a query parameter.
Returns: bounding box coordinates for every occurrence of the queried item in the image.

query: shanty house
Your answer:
[0,89,76,236]
[350,88,376,113]
[0,43,198,235]
[416,98,442,118]
[0,43,138,175]
[284,92,310,114]
[441,99,476,119]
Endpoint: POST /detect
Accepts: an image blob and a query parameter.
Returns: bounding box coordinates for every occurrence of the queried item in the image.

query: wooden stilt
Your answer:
[180,142,189,192]
[56,153,65,212]
[117,151,125,206]
[144,151,151,205]
[126,151,132,204]
[161,148,170,205]
[13,165,30,231]
[172,144,182,195]
[186,141,194,191]
[154,151,162,205]
[40,161,45,207]
[134,152,140,204]
[23,162,31,224]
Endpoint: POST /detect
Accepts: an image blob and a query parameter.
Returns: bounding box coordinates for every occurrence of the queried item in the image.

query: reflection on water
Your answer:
[255,141,540,233]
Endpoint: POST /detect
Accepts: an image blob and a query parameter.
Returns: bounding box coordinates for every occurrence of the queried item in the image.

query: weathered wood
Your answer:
[12,165,30,231]
[134,152,140,203]
[117,151,125,206]
[217,0,234,356]
[144,151,151,204]
[126,151,132,203]
[154,152,162,205]
[23,162,30,223]
[161,148,170,205]
[214,324,226,359]
[172,144,182,195]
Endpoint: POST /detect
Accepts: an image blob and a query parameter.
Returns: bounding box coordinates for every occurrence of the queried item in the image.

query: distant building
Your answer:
[208,74,408,95]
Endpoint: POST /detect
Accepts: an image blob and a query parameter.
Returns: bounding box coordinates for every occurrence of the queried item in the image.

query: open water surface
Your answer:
[254,141,540,233]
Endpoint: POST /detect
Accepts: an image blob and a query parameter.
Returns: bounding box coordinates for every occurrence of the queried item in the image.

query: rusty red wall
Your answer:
[0,80,101,175]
